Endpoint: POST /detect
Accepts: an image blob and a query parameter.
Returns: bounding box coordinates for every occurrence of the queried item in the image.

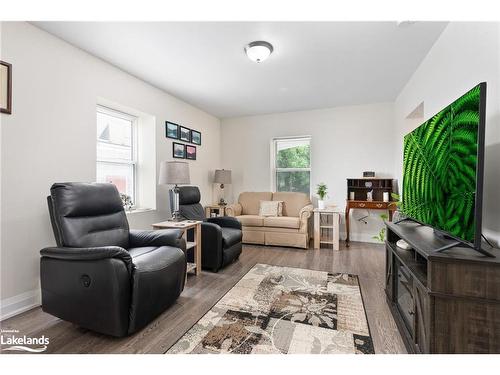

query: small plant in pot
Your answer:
[316,183,328,209]
[373,193,402,242]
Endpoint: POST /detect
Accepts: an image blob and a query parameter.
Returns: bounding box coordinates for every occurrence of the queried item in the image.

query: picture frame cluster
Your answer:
[166,121,200,160]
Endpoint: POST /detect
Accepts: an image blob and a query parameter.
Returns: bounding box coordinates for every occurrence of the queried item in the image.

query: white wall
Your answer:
[394,22,500,246]
[0,22,221,319]
[221,103,395,242]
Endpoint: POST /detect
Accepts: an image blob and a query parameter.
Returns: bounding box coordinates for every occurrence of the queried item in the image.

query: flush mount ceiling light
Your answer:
[244,41,273,63]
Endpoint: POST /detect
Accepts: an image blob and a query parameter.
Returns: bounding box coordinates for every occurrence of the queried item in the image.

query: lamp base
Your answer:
[169,211,184,222]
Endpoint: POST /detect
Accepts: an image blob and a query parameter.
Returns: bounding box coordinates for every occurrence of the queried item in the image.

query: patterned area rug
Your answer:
[167,264,374,354]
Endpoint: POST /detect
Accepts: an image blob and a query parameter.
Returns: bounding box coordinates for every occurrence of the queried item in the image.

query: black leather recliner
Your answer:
[178,186,242,272]
[40,182,187,337]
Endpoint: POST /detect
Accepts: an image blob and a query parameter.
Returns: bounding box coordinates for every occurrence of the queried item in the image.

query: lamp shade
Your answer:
[158,161,190,185]
[214,169,232,184]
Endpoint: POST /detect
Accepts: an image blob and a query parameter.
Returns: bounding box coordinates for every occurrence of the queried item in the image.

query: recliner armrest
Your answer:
[40,246,133,272]
[207,216,242,230]
[129,229,185,250]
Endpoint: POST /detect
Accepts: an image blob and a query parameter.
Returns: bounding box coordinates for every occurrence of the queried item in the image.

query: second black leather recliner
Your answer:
[40,182,187,337]
[178,186,242,272]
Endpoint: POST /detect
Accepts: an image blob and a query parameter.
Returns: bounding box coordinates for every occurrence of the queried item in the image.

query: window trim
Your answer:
[270,136,312,196]
[96,105,139,207]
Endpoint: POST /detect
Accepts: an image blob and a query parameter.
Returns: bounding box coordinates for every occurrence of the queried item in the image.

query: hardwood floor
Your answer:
[1,242,407,354]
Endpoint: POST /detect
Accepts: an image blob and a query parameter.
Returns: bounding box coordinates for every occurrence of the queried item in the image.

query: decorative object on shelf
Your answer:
[158,161,190,221]
[120,193,133,211]
[363,171,376,178]
[349,191,355,200]
[186,145,197,160]
[316,182,328,209]
[172,142,186,158]
[364,181,373,188]
[165,121,180,139]
[214,169,231,205]
[383,191,390,202]
[0,60,12,114]
[191,130,201,145]
[179,126,191,142]
[396,239,412,250]
[366,190,373,201]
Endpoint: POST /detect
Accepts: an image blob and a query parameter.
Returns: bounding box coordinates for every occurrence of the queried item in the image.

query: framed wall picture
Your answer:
[166,121,180,139]
[0,61,12,115]
[172,142,186,158]
[191,130,201,145]
[179,126,191,142]
[186,145,197,160]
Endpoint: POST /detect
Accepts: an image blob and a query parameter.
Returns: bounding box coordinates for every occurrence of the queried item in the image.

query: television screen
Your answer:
[402,83,486,248]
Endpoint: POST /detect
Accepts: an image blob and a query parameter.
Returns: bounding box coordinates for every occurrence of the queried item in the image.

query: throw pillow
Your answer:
[259,200,280,217]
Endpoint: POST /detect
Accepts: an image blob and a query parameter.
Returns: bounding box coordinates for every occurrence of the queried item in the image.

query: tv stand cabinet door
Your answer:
[385,245,394,301]
[414,282,431,353]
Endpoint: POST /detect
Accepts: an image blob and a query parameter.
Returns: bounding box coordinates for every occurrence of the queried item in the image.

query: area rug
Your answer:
[166,264,374,354]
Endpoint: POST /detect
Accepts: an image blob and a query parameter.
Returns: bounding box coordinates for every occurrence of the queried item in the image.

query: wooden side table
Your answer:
[205,205,226,218]
[151,220,202,276]
[313,208,341,251]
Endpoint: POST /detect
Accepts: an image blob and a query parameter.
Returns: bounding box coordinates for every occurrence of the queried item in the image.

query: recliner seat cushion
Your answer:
[128,245,186,333]
[127,246,159,258]
[263,216,301,229]
[236,215,264,227]
[221,227,243,248]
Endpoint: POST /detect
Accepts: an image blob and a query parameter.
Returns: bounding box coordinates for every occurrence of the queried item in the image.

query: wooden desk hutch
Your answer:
[345,178,396,246]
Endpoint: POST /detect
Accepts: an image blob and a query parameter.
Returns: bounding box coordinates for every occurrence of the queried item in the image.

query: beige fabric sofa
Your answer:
[225,192,313,249]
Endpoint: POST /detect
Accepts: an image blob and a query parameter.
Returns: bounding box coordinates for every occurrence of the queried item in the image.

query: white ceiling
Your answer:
[34,22,447,118]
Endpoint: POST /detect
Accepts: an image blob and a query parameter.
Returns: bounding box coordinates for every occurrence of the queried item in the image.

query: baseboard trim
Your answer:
[0,289,41,321]
[339,231,382,244]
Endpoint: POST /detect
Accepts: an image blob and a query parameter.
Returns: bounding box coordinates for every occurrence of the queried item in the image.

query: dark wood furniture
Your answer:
[345,178,395,246]
[385,221,500,353]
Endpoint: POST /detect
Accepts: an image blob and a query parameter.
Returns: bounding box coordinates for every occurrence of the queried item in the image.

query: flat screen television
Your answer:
[401,82,487,253]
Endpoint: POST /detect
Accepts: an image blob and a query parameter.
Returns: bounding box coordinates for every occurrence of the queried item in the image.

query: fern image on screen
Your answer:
[402,84,482,243]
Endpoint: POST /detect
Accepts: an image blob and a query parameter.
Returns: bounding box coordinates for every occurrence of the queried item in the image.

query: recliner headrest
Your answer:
[50,182,124,217]
[178,186,201,205]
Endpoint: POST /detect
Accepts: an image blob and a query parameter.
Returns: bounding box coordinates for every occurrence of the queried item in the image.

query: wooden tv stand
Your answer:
[385,221,500,353]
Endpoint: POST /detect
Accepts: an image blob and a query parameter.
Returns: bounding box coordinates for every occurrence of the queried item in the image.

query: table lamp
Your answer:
[159,161,190,221]
[214,169,231,206]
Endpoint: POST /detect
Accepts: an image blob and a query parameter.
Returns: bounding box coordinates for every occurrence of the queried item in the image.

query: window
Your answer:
[271,137,311,195]
[96,106,137,204]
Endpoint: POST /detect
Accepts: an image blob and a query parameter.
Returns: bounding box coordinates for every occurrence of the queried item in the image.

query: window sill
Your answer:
[125,208,155,215]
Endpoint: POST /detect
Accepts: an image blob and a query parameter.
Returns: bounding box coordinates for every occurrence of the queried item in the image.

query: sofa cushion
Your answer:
[263,216,301,229]
[258,200,280,217]
[236,215,264,227]
[221,227,242,248]
[239,192,273,215]
[272,192,311,217]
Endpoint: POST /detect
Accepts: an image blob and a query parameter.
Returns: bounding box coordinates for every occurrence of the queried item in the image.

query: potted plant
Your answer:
[316,183,328,209]
[373,193,401,242]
